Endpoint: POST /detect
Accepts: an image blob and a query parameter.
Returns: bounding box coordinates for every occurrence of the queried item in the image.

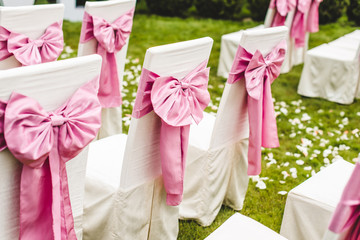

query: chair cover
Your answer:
[297,33,360,104]
[180,26,288,226]
[83,37,213,240]
[323,160,360,240]
[78,0,136,139]
[0,54,102,240]
[0,4,64,69]
[280,159,355,240]
[204,213,288,240]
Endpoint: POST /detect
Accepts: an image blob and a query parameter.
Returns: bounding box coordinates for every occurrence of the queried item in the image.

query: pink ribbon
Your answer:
[0,100,6,151]
[132,61,210,206]
[80,8,135,108]
[0,22,63,66]
[291,0,322,48]
[269,0,296,27]
[0,79,102,240]
[227,40,286,175]
[329,162,360,239]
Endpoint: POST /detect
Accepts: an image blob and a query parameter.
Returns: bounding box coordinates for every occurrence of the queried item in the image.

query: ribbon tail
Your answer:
[247,88,263,176]
[97,46,122,108]
[271,12,286,27]
[160,120,190,206]
[19,162,54,240]
[307,1,320,33]
[291,11,306,48]
[261,79,279,149]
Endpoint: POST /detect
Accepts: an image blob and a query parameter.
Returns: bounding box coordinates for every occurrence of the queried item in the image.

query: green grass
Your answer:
[62,14,360,239]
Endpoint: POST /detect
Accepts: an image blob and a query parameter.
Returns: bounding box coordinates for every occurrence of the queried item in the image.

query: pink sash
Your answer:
[227,40,286,175]
[0,22,63,65]
[132,61,210,206]
[329,162,360,239]
[80,8,135,108]
[0,79,102,240]
[291,0,322,48]
[269,0,296,27]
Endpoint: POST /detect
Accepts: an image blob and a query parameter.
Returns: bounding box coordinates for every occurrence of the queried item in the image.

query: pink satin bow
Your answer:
[329,162,360,239]
[80,8,135,108]
[228,40,286,175]
[0,22,63,66]
[133,61,210,206]
[291,0,322,48]
[1,79,101,240]
[269,0,296,27]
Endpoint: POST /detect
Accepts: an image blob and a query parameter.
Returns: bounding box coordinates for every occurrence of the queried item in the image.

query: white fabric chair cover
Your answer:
[180,26,288,226]
[0,4,64,69]
[280,159,355,240]
[0,54,102,240]
[297,33,360,104]
[77,0,136,139]
[217,4,297,77]
[204,213,288,240]
[83,37,213,240]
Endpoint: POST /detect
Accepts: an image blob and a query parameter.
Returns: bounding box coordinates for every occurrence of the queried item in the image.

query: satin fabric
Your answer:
[0,22,63,66]
[0,100,5,151]
[80,8,134,108]
[227,40,286,175]
[291,0,322,48]
[132,61,210,206]
[329,162,360,239]
[0,78,102,240]
[269,0,296,27]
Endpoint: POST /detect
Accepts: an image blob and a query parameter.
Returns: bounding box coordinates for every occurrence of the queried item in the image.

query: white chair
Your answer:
[297,34,360,104]
[83,37,213,240]
[204,213,288,240]
[78,0,136,139]
[280,159,355,240]
[180,26,288,226]
[0,4,64,69]
[0,54,102,240]
[217,1,295,77]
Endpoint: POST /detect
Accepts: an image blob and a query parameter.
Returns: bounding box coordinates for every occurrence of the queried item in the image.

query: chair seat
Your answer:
[280,159,354,240]
[205,213,288,240]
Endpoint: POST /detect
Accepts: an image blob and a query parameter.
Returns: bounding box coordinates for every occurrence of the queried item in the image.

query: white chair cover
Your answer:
[77,0,136,139]
[217,3,297,77]
[204,213,288,240]
[0,54,102,240]
[297,32,360,104]
[280,159,355,240]
[180,26,288,226]
[0,4,64,69]
[83,37,213,240]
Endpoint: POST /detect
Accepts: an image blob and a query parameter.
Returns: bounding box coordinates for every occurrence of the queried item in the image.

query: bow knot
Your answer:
[49,113,67,127]
[33,39,44,48]
[180,81,191,91]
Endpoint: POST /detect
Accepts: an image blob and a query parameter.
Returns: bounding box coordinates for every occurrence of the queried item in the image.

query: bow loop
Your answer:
[0,26,11,61]
[151,64,210,127]
[6,22,63,66]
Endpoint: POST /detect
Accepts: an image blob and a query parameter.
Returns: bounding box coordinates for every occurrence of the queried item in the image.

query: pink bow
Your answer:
[2,79,101,240]
[269,0,296,27]
[329,162,360,239]
[291,0,322,48]
[80,8,135,108]
[133,61,210,206]
[0,22,63,66]
[228,40,286,175]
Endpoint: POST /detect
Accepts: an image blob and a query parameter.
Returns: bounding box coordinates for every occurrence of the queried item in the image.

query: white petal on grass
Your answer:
[290,133,296,138]
[296,160,304,165]
[279,180,286,184]
[280,107,288,115]
[295,108,301,114]
[278,191,288,195]
[340,111,345,117]
[256,180,266,190]
[304,166,312,171]
[323,149,332,158]
[294,153,301,158]
[301,113,311,121]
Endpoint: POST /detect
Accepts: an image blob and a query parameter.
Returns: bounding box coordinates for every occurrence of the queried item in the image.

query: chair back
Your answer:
[0,55,102,239]
[120,37,213,190]
[0,4,64,69]
[210,26,288,149]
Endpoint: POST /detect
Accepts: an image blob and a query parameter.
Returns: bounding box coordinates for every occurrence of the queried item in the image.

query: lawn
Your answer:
[61,13,360,239]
